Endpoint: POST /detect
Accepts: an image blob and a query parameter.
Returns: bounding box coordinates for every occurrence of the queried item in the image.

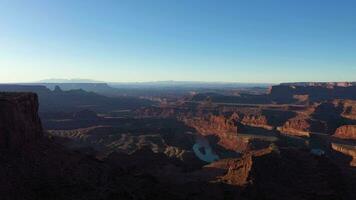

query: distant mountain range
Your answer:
[38,78,105,83]
[109,81,272,88]
[38,79,272,88]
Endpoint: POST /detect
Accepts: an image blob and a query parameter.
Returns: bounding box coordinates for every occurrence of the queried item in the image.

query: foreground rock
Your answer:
[0,93,236,199]
[197,146,350,200]
[0,93,42,149]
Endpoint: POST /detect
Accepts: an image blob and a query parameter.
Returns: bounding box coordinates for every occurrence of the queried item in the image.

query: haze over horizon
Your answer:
[1,0,356,83]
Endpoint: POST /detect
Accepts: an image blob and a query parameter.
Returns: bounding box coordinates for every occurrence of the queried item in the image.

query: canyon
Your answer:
[0,82,356,199]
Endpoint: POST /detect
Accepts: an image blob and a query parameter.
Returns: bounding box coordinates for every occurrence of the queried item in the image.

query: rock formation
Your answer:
[1,91,355,200]
[241,114,272,130]
[334,125,356,140]
[0,92,229,199]
[333,99,356,120]
[0,93,42,149]
[203,154,253,186]
[202,148,272,186]
[277,115,312,137]
[332,143,356,167]
[181,113,240,151]
[0,84,154,114]
[270,82,356,103]
[197,146,348,200]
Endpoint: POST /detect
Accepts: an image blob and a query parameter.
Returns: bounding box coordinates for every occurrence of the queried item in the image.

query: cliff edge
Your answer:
[0,92,42,149]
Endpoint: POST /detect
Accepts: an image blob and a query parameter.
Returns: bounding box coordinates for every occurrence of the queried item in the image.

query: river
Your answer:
[192,135,219,163]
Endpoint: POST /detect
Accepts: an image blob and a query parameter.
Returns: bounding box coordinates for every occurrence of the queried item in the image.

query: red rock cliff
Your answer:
[277,116,311,137]
[182,113,240,151]
[334,125,356,140]
[333,99,356,120]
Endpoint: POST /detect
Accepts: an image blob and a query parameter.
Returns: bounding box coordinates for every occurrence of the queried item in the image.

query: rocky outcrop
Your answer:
[198,147,347,200]
[277,113,329,137]
[334,125,356,140]
[277,116,311,137]
[243,148,347,200]
[203,155,253,186]
[202,148,273,186]
[333,99,356,120]
[276,99,356,137]
[182,113,239,151]
[183,114,238,135]
[293,94,309,103]
[241,114,273,130]
[0,93,43,149]
[331,143,356,166]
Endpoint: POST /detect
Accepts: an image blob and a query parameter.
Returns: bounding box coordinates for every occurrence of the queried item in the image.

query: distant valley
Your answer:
[1,82,355,199]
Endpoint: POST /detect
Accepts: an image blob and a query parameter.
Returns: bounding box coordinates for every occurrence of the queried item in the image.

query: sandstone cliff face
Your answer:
[269,83,356,103]
[199,147,346,200]
[203,155,253,186]
[182,114,238,136]
[293,94,309,103]
[202,147,273,186]
[182,113,239,151]
[334,125,356,140]
[277,115,329,137]
[333,99,356,120]
[277,116,311,137]
[331,143,356,166]
[241,115,273,130]
[0,93,42,149]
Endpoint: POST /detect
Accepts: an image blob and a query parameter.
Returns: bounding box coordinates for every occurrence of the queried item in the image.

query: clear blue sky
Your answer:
[0,0,355,83]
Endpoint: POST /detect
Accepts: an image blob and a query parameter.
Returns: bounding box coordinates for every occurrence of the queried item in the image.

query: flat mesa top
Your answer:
[280,82,356,87]
[0,92,35,100]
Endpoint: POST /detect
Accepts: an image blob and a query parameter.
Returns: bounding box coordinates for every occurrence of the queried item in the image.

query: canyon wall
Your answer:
[182,113,240,151]
[0,93,43,149]
[269,83,356,103]
[334,125,356,140]
[241,114,272,130]
[277,116,311,137]
[333,99,356,120]
[331,143,356,167]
